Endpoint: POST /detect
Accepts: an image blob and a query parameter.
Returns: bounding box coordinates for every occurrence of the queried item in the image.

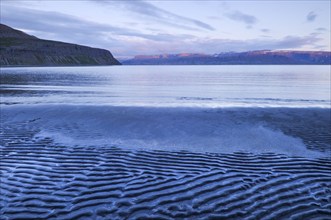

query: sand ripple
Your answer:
[1,122,330,219]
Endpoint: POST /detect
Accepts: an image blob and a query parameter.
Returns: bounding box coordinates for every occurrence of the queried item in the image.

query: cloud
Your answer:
[115,34,324,56]
[272,35,321,49]
[207,16,220,20]
[260,28,270,33]
[0,4,326,57]
[188,35,322,53]
[306,11,317,22]
[1,6,126,36]
[225,11,258,25]
[1,5,195,43]
[90,0,215,31]
[315,27,327,32]
[1,5,200,57]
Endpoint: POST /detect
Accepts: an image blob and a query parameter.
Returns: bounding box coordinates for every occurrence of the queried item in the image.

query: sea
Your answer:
[1,65,330,107]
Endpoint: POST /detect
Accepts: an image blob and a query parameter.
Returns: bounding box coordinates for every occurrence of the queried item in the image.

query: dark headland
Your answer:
[0,24,121,66]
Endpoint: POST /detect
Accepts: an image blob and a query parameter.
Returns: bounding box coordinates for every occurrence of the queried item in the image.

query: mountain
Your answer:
[122,50,331,65]
[0,24,121,66]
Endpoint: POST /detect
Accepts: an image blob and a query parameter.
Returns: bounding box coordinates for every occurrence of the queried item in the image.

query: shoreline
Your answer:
[1,102,330,109]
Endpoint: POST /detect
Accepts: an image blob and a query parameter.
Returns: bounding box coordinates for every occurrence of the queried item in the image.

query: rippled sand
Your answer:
[1,105,330,219]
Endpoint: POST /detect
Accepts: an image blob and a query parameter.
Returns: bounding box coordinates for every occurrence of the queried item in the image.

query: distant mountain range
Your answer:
[122,51,331,65]
[0,24,120,66]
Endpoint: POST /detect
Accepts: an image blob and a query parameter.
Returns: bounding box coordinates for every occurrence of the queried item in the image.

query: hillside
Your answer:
[0,24,121,66]
[122,51,331,65]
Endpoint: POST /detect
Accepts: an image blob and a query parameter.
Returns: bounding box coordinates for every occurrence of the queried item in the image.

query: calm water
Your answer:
[1,65,330,107]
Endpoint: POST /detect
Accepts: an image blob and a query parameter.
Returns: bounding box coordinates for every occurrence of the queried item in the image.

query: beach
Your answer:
[1,104,330,219]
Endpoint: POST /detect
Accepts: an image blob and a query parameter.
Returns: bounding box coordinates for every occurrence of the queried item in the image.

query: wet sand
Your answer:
[1,105,330,219]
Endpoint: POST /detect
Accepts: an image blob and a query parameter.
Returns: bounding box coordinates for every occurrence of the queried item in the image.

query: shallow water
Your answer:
[2,105,330,158]
[1,65,330,107]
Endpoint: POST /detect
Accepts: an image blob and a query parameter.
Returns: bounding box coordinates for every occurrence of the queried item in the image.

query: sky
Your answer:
[1,0,330,58]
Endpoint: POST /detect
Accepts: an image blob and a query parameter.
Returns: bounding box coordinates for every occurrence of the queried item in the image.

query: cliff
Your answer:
[0,24,121,66]
[122,51,331,65]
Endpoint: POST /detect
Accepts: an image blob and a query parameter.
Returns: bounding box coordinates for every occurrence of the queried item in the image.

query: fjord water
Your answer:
[1,65,330,107]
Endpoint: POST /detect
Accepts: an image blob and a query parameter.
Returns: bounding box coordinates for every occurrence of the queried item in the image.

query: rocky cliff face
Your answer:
[122,51,331,65]
[0,24,121,66]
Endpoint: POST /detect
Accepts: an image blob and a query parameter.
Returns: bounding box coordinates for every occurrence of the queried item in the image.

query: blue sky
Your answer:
[1,0,330,58]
